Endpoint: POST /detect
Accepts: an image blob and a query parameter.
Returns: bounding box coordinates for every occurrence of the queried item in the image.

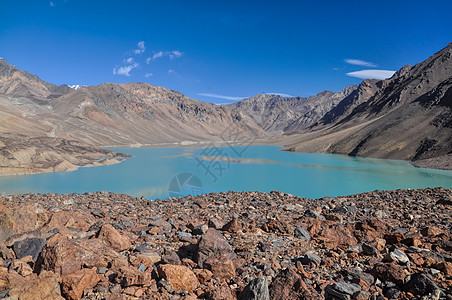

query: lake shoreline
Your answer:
[1,187,450,299]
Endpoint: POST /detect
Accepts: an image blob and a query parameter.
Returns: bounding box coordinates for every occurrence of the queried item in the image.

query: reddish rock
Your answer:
[318,224,358,246]
[61,268,100,300]
[193,268,213,284]
[157,264,199,292]
[420,226,444,237]
[38,237,126,276]
[43,211,95,232]
[196,228,237,268]
[115,266,152,287]
[129,251,161,269]
[204,257,236,280]
[384,232,405,245]
[261,219,292,234]
[6,271,64,300]
[206,284,236,300]
[222,218,241,232]
[97,224,131,252]
[269,268,320,300]
[8,258,33,277]
[372,262,406,285]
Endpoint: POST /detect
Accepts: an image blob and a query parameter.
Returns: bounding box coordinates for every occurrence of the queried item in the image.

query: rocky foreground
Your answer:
[0,188,451,300]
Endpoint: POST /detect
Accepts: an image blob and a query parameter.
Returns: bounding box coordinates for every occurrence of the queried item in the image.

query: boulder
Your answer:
[269,268,320,299]
[294,227,311,242]
[115,266,152,287]
[403,272,440,296]
[372,262,406,285]
[238,276,269,300]
[37,237,126,276]
[324,281,362,300]
[12,237,46,261]
[157,264,199,292]
[6,271,64,300]
[61,268,100,300]
[204,257,236,280]
[97,224,131,252]
[196,228,237,268]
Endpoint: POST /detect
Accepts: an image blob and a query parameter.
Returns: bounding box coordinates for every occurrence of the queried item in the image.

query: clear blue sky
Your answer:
[1,0,451,104]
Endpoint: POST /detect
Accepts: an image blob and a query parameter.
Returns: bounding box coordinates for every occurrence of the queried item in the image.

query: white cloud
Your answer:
[151,50,184,61]
[168,69,175,74]
[144,73,153,77]
[153,51,165,60]
[197,93,246,101]
[134,41,146,54]
[49,1,55,6]
[113,58,139,76]
[346,70,396,80]
[146,57,152,64]
[344,59,377,68]
[264,92,294,97]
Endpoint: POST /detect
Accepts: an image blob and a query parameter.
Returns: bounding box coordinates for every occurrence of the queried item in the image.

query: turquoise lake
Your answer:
[1,145,452,199]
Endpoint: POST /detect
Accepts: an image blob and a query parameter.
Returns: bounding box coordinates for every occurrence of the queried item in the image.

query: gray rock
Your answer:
[298,252,322,266]
[238,276,269,300]
[325,281,361,300]
[404,272,440,296]
[12,237,46,261]
[178,231,192,239]
[385,248,409,264]
[135,243,151,252]
[362,243,379,256]
[97,267,108,274]
[304,209,325,220]
[192,224,208,235]
[294,227,311,242]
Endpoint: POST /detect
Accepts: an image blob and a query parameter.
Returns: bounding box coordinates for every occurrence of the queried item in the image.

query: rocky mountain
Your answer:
[1,42,451,175]
[285,43,452,164]
[222,85,357,133]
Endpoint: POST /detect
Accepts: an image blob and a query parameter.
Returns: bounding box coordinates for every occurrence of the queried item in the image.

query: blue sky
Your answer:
[1,1,451,104]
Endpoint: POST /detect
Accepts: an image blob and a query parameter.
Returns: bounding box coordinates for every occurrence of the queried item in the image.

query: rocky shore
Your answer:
[0,187,451,299]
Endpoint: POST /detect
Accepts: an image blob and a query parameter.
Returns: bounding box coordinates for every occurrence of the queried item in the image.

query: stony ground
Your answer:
[0,187,451,299]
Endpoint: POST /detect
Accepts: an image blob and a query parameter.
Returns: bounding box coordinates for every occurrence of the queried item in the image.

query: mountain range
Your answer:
[0,42,451,174]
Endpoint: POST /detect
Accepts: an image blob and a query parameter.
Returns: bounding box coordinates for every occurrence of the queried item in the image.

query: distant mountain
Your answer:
[222,85,357,133]
[285,42,452,163]
[1,42,451,175]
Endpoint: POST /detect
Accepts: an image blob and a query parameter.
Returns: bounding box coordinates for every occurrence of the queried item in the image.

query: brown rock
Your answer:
[193,268,213,284]
[9,258,33,277]
[206,284,236,300]
[61,268,100,300]
[269,268,321,299]
[372,262,406,285]
[204,258,236,280]
[221,218,241,232]
[319,224,358,246]
[197,228,237,268]
[130,251,161,269]
[384,232,405,245]
[261,219,292,234]
[7,271,64,300]
[157,264,199,292]
[97,224,131,252]
[43,211,95,232]
[115,266,152,287]
[420,226,444,237]
[38,237,125,277]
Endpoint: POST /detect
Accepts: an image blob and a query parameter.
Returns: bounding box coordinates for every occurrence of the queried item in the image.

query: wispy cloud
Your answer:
[344,59,377,68]
[346,70,396,80]
[134,41,146,54]
[49,1,55,6]
[168,69,175,74]
[148,50,184,62]
[144,73,153,77]
[264,92,294,97]
[113,58,138,76]
[197,93,246,101]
